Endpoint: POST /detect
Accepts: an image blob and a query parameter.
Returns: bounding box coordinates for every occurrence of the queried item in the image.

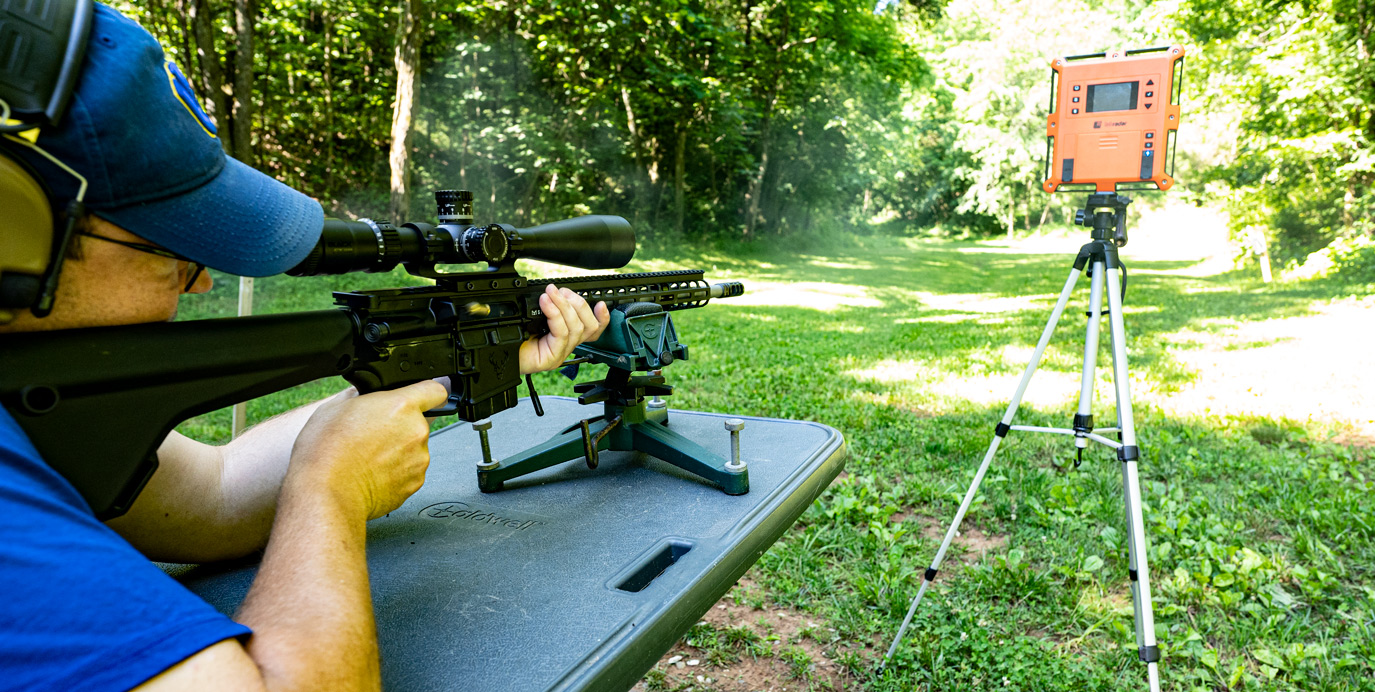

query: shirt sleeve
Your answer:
[1,412,251,692]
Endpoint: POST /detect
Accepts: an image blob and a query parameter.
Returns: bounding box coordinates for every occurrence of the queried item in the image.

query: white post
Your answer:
[231,276,255,439]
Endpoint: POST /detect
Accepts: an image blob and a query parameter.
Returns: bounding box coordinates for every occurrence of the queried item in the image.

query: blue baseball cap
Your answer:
[10,3,322,277]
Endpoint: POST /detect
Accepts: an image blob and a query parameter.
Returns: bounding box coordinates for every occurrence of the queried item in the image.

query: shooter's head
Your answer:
[2,2,323,330]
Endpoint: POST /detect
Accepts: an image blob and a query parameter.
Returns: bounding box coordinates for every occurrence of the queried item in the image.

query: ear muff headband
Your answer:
[0,0,94,128]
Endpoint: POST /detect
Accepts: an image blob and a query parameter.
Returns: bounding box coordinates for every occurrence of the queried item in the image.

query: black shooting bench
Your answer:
[180,396,846,692]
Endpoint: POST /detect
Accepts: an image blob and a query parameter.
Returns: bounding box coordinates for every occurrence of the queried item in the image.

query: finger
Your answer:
[540,288,570,341]
[396,379,451,412]
[557,288,587,344]
[564,289,600,340]
[588,302,611,341]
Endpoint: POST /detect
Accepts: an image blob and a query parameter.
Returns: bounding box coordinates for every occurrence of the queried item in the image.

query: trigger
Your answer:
[424,395,462,418]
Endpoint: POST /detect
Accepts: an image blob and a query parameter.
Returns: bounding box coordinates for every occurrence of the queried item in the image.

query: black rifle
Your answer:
[0,191,742,519]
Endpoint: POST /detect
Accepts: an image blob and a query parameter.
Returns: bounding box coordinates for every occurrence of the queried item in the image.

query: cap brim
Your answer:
[97,156,323,277]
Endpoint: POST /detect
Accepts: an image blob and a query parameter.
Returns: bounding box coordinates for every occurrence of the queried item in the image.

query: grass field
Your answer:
[177,213,1374,691]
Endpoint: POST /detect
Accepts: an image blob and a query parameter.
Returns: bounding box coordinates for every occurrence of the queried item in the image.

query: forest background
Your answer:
[110,0,1375,276]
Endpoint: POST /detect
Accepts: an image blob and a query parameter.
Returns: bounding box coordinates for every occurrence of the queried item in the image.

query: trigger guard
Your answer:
[424,396,462,418]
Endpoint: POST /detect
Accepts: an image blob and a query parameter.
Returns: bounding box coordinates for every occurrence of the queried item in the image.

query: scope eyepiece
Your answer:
[286,190,636,277]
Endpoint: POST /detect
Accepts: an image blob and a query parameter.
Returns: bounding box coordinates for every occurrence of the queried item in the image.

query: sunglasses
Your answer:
[77,231,206,292]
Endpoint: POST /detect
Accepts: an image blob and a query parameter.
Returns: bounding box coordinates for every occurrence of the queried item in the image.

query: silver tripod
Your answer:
[882,193,1161,691]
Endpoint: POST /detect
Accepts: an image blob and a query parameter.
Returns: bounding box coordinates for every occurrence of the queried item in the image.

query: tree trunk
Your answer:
[744,117,772,236]
[674,129,687,235]
[1023,182,1032,230]
[231,0,255,165]
[389,0,426,223]
[323,10,335,198]
[518,173,540,226]
[188,0,229,154]
[645,137,660,185]
[170,0,197,80]
[621,86,640,147]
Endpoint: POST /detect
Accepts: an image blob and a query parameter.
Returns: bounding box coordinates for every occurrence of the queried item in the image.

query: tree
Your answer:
[389,0,427,222]
[1176,0,1375,264]
[231,0,256,165]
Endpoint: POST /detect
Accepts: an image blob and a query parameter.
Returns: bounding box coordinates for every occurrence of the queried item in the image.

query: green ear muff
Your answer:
[0,150,57,317]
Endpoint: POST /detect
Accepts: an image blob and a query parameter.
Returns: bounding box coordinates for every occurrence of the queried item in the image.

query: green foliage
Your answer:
[113,0,402,204]
[1175,0,1375,271]
[408,0,938,239]
[107,0,1375,259]
[114,0,943,238]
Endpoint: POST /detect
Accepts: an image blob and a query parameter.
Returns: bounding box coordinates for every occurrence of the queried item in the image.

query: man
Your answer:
[0,4,609,690]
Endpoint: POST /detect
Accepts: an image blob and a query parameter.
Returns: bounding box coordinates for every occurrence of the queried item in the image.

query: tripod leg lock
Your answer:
[924,566,939,581]
[995,422,1011,438]
[1129,567,1139,582]
[1073,413,1094,433]
[1139,645,1161,663]
[1117,445,1140,462]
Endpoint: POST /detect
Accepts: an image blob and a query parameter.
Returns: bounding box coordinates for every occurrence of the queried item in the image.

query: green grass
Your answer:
[177,231,1374,691]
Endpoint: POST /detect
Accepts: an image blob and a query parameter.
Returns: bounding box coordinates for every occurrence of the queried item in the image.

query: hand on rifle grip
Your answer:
[520,283,610,375]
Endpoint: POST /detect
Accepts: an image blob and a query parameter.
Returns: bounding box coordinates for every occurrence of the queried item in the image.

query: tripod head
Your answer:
[1074,192,1131,247]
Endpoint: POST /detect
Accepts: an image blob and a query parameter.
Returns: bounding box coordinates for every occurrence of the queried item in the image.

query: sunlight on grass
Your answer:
[806,259,877,271]
[1143,296,1375,434]
[899,314,975,324]
[913,291,1054,313]
[1077,587,1134,618]
[842,355,1137,412]
[727,281,883,310]
[821,323,866,333]
[844,359,937,383]
[927,371,1084,409]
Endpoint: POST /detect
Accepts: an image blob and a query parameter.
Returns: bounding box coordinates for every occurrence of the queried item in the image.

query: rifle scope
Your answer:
[287,189,636,277]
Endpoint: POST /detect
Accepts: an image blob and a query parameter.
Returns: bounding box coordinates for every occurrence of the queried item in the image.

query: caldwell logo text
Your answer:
[419,501,545,531]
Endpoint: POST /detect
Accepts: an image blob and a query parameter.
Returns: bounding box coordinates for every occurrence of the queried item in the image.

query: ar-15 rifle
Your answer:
[0,190,743,520]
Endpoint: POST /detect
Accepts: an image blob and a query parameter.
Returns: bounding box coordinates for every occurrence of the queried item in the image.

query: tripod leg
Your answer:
[1103,265,1161,692]
[882,266,1085,666]
[1072,261,1108,464]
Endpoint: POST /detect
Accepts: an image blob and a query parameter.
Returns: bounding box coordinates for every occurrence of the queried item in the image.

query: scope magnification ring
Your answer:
[358,218,402,267]
[358,219,385,261]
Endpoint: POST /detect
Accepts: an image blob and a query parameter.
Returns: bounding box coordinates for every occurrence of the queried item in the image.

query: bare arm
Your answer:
[136,379,449,692]
[105,390,347,563]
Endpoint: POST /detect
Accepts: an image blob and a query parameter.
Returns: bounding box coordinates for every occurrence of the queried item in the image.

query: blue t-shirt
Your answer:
[0,406,251,691]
